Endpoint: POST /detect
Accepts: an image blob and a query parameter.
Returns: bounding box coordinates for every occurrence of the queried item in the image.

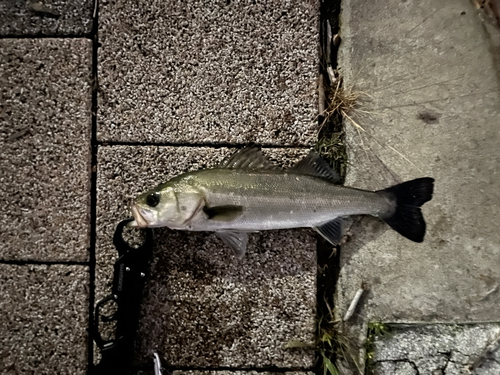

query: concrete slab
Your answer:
[0,38,92,262]
[0,0,94,36]
[97,0,319,145]
[0,264,88,374]
[368,323,500,375]
[335,0,500,332]
[96,146,316,368]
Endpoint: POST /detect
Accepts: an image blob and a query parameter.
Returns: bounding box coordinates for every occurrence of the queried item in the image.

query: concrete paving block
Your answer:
[0,0,94,36]
[96,146,316,367]
[0,38,92,262]
[137,228,316,368]
[369,324,500,375]
[371,361,417,375]
[0,264,88,374]
[335,0,500,330]
[97,0,319,145]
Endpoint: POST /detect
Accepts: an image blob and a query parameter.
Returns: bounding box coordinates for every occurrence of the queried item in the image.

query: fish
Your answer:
[129,147,434,257]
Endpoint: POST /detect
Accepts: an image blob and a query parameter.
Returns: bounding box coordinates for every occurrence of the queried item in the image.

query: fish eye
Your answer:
[146,192,160,207]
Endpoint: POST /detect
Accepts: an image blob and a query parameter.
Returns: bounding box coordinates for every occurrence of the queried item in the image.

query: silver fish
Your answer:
[130,148,434,257]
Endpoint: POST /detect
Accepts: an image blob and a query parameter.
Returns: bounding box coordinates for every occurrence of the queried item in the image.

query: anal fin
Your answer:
[314,218,344,245]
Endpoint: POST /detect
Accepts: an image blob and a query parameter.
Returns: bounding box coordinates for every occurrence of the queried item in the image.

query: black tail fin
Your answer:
[378,177,434,242]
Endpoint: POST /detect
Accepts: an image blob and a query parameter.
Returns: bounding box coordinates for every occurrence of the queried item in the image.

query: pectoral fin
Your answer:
[216,231,248,258]
[314,218,344,245]
[203,205,244,221]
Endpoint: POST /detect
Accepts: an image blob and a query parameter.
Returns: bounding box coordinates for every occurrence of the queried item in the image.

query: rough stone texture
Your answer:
[369,324,500,375]
[0,0,94,36]
[96,146,316,367]
[0,264,89,374]
[371,361,417,375]
[0,39,92,261]
[97,0,319,145]
[335,0,500,333]
[137,228,316,368]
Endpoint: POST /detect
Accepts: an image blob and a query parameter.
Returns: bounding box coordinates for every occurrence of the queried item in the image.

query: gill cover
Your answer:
[131,181,205,229]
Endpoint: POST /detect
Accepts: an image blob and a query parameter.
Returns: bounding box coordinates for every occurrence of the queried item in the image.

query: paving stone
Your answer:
[371,362,417,375]
[335,0,500,330]
[369,324,500,375]
[0,264,89,374]
[0,0,94,36]
[97,0,319,145]
[0,38,92,262]
[96,146,316,368]
[136,228,316,368]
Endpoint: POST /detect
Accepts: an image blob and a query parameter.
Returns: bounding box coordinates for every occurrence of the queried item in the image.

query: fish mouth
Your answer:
[129,204,149,228]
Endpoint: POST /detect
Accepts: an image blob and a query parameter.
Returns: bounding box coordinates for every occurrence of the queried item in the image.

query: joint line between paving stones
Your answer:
[98,141,312,149]
[0,260,88,266]
[0,34,92,39]
[380,321,500,326]
[314,0,343,374]
[168,366,312,373]
[87,0,99,371]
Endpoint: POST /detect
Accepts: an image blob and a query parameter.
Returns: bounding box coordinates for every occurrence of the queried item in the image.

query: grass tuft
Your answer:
[315,79,366,182]
[365,322,392,374]
[320,80,363,133]
[286,304,362,375]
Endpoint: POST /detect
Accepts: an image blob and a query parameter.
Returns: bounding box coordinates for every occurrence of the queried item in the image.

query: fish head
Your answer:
[130,180,204,229]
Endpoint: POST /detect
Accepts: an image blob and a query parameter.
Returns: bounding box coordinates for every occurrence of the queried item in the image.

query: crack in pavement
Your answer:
[374,358,421,375]
[438,351,452,374]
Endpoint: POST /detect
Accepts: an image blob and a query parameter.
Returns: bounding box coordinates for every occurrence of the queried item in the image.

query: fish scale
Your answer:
[191,169,391,232]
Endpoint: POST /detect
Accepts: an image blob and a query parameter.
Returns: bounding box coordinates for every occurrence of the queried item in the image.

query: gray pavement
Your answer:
[0,38,92,262]
[368,323,500,375]
[97,0,319,145]
[0,264,88,374]
[335,0,500,372]
[137,227,316,367]
[0,0,94,36]
[0,36,92,375]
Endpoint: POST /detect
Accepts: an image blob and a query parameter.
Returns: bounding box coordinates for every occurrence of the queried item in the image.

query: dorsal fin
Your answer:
[290,151,341,183]
[219,147,279,170]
